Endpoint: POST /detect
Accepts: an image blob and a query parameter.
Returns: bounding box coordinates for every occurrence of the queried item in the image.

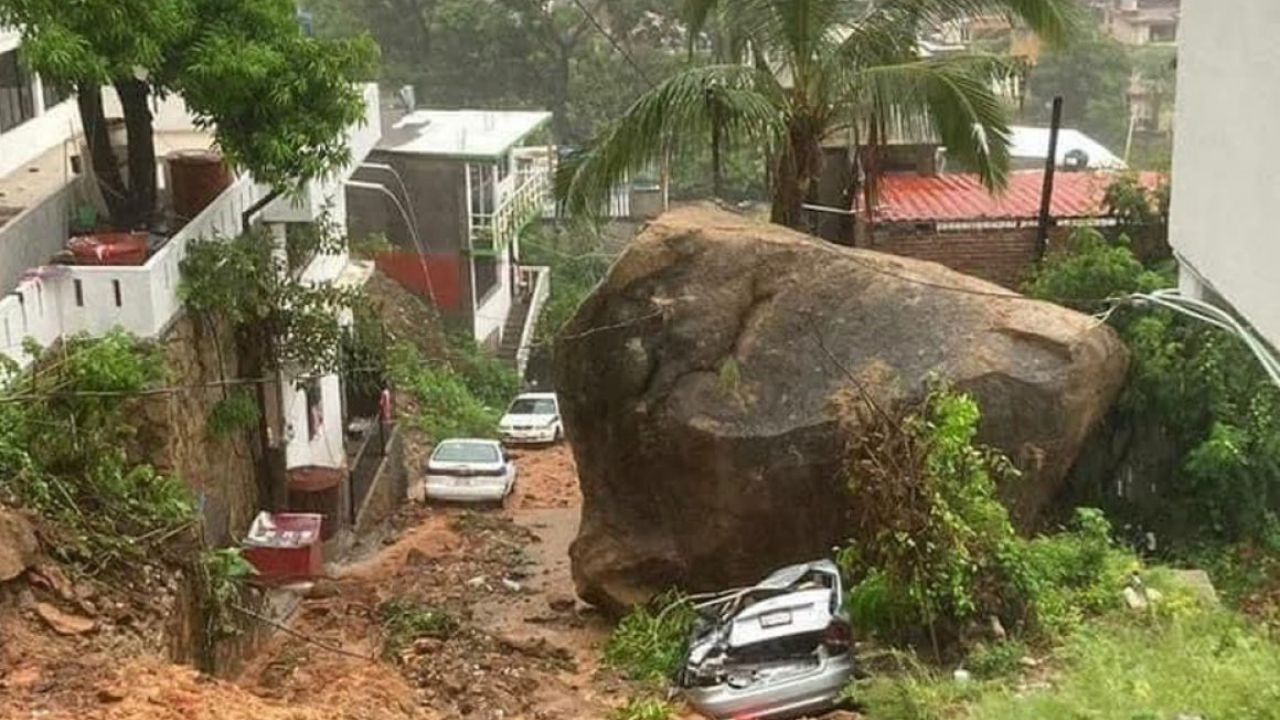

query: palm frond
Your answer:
[891,0,1083,48]
[555,64,783,217]
[855,55,1015,189]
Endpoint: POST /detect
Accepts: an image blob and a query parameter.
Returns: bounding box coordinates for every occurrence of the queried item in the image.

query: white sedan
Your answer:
[424,439,517,504]
[498,392,564,445]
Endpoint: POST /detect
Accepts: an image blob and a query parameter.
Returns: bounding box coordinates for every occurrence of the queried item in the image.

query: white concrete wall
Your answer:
[472,250,513,346]
[283,372,346,470]
[1169,0,1280,350]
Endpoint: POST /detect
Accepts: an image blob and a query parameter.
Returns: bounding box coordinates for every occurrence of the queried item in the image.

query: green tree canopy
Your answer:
[0,0,377,228]
[556,0,1082,225]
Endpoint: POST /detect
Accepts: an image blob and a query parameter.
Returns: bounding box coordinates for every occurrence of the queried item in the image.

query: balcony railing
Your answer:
[470,154,550,257]
[0,83,382,374]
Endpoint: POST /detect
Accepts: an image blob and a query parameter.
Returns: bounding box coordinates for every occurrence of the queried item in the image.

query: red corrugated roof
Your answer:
[860,170,1164,223]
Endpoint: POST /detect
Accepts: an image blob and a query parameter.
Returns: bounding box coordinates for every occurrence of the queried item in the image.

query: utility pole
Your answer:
[1036,96,1064,259]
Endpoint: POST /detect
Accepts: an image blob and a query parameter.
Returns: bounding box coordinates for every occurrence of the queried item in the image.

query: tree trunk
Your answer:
[710,108,724,200]
[76,84,132,228]
[770,117,822,229]
[114,79,157,229]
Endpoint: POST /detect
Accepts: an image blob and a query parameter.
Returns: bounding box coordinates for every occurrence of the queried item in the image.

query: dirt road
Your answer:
[1,444,644,720]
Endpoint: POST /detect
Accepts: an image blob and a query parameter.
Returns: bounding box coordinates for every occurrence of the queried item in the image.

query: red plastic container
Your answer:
[240,512,324,583]
[67,232,149,266]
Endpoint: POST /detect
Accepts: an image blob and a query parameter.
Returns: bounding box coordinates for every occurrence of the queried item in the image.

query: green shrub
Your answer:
[604,592,697,683]
[378,598,457,661]
[610,696,676,720]
[389,344,501,441]
[443,330,518,410]
[207,389,261,440]
[0,331,194,570]
[838,385,1140,646]
[966,640,1028,680]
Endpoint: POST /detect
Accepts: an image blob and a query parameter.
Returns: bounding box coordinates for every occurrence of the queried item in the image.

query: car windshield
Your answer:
[433,442,501,464]
[509,398,556,415]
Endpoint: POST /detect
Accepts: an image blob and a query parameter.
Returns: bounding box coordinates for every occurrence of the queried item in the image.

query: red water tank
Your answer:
[167,150,232,223]
[66,232,149,266]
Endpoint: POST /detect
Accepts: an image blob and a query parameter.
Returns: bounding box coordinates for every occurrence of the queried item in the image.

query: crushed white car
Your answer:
[498,392,563,445]
[678,560,854,720]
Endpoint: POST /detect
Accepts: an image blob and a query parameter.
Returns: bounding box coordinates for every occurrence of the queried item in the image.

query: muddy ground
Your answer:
[0,445,701,720]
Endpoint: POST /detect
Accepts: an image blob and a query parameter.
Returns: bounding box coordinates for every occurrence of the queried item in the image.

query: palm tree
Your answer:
[556,0,1080,228]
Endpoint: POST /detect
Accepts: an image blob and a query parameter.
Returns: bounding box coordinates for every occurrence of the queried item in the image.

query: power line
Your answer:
[569,0,656,89]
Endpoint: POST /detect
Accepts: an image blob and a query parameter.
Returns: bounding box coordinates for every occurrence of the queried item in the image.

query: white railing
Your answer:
[57,176,265,340]
[472,156,551,253]
[514,265,550,380]
[1,83,381,374]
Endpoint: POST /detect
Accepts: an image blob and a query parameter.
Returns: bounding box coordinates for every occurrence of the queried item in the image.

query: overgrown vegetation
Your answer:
[387,332,517,442]
[207,389,261,440]
[836,385,1137,653]
[200,547,256,640]
[610,696,677,720]
[603,592,697,684]
[378,598,457,662]
[1026,227,1280,547]
[0,332,194,571]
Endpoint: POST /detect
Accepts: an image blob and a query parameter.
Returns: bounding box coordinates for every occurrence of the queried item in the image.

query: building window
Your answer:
[41,78,71,110]
[0,49,36,133]
[496,155,510,183]
[474,256,498,302]
[305,380,323,441]
[469,163,495,216]
[1148,23,1176,43]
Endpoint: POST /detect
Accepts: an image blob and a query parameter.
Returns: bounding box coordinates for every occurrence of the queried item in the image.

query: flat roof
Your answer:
[1009,126,1127,170]
[380,109,552,160]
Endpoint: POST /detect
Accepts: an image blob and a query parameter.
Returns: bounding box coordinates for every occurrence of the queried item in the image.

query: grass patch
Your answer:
[378,598,457,661]
[854,592,1280,720]
[610,696,676,720]
[604,592,697,683]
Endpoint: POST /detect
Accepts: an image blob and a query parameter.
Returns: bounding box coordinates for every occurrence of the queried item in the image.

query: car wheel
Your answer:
[553,425,563,444]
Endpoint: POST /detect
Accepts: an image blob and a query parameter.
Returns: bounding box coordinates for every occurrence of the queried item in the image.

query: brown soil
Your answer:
[0,445,635,720]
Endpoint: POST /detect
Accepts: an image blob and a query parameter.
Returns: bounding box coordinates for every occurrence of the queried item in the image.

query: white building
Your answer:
[0,29,382,475]
[1169,0,1280,355]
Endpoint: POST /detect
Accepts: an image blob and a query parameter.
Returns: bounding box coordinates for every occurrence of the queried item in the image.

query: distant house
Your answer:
[346,108,554,374]
[1008,126,1128,171]
[1101,0,1180,46]
[851,170,1162,288]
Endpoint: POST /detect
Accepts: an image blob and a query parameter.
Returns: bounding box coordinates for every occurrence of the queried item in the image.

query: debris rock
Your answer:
[1173,569,1219,605]
[304,578,342,599]
[1123,586,1148,611]
[96,685,126,703]
[953,669,973,684]
[35,602,97,635]
[556,206,1131,611]
[547,593,576,613]
[501,578,523,593]
[0,510,39,582]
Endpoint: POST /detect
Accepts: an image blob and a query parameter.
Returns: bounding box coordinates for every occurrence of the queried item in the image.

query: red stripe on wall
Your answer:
[375,252,464,312]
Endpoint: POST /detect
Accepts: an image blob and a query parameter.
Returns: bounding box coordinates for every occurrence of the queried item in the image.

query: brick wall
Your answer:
[866,226,1072,289]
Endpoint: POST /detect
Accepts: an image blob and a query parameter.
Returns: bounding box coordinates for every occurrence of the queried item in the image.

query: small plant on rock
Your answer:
[604,591,697,683]
[378,598,457,662]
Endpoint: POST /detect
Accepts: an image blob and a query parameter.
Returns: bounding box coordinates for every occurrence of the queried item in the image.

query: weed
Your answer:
[207,389,260,440]
[201,547,256,639]
[610,696,676,720]
[378,598,457,661]
[604,592,697,683]
[965,640,1027,680]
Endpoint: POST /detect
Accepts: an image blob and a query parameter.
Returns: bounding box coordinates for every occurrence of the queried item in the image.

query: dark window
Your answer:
[0,49,36,133]
[73,279,84,307]
[41,77,70,110]
[474,256,498,301]
[112,279,122,307]
[305,380,323,440]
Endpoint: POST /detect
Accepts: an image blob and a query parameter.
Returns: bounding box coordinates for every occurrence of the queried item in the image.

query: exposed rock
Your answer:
[35,602,97,636]
[1172,569,1219,606]
[0,510,39,582]
[556,207,1130,612]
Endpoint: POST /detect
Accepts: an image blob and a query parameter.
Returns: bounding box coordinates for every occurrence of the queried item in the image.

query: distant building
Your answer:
[1101,0,1180,46]
[1009,126,1128,170]
[1169,0,1280,354]
[347,108,554,374]
[851,170,1161,288]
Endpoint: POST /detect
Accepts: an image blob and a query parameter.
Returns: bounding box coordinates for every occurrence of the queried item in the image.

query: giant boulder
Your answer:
[556,207,1129,613]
